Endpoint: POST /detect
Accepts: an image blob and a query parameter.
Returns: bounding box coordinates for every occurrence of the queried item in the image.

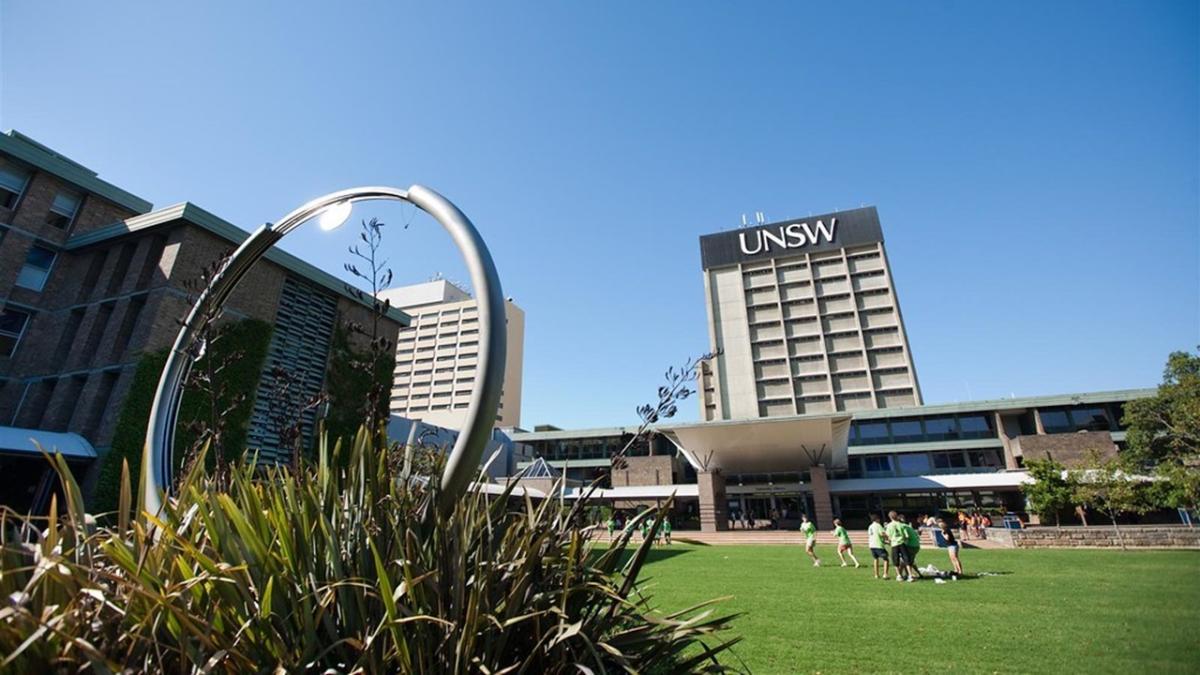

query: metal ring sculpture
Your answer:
[141,185,506,516]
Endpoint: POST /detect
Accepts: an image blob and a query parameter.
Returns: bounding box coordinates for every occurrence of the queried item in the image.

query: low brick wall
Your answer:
[985,526,1200,549]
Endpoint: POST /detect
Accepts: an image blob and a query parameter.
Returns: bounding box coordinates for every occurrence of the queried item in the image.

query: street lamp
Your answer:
[141,185,506,517]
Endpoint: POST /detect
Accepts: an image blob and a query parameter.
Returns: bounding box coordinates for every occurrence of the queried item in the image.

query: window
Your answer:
[46,190,82,229]
[932,451,967,470]
[863,456,892,473]
[967,450,1001,468]
[0,160,31,209]
[851,421,889,445]
[897,453,930,475]
[16,245,56,291]
[1069,407,1110,431]
[923,416,958,440]
[890,420,923,443]
[957,414,993,439]
[1039,409,1071,433]
[0,307,31,357]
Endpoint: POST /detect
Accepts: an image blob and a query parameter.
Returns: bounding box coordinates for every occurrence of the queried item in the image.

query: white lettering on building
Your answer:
[738,218,837,256]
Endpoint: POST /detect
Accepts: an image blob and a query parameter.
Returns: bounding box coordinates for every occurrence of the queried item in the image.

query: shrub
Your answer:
[0,428,739,672]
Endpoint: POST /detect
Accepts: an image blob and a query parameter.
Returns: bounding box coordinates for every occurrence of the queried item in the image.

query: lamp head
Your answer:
[318,200,353,231]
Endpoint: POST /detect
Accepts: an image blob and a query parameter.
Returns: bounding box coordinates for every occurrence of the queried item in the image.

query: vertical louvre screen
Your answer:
[247,275,337,465]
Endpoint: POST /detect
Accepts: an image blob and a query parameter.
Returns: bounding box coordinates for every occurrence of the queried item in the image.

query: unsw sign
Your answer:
[699,206,883,270]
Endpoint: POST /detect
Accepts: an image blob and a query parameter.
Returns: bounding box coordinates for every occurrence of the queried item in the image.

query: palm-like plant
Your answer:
[1,425,739,673]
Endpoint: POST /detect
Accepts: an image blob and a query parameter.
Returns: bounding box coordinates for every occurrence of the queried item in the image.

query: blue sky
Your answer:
[2,2,1197,429]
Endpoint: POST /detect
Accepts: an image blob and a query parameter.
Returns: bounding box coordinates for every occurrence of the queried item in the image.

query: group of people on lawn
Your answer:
[799,511,965,581]
[605,514,673,545]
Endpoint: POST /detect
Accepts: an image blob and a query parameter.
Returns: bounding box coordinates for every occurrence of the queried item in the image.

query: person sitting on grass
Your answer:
[800,514,820,567]
[832,518,860,568]
[885,511,912,582]
[937,517,963,577]
[900,514,922,578]
[867,513,891,580]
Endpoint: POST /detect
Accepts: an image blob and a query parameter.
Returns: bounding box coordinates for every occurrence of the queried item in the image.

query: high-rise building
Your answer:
[382,279,524,430]
[697,207,921,421]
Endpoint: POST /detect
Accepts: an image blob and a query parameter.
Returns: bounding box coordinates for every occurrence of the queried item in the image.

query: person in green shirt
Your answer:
[832,518,860,568]
[800,514,820,567]
[900,513,923,579]
[885,511,913,582]
[662,518,673,545]
[867,513,891,580]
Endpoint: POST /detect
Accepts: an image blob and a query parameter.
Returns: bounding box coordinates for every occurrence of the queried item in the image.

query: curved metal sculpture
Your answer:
[141,185,506,516]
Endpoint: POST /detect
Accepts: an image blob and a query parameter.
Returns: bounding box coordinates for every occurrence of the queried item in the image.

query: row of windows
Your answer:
[1,158,84,229]
[4,368,121,436]
[847,449,1003,478]
[1038,406,1116,433]
[849,414,995,445]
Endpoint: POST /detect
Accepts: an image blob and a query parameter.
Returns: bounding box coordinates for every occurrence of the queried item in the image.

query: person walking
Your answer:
[606,515,616,540]
[832,518,860,568]
[662,517,673,545]
[937,517,963,576]
[885,511,912,582]
[867,513,891,579]
[800,514,820,566]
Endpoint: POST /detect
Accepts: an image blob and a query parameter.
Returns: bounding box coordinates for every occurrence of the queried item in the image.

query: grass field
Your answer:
[632,543,1200,674]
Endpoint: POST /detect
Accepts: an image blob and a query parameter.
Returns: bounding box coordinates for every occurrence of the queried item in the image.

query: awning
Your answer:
[660,414,853,473]
[827,471,1032,494]
[0,426,97,460]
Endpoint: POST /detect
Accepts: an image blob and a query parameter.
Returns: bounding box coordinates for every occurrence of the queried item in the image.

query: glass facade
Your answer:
[849,413,995,445]
[1038,405,1119,433]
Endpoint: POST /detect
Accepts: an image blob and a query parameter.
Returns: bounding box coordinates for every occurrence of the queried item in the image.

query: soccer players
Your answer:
[800,513,820,566]
[867,513,891,579]
[885,511,913,582]
[832,518,860,567]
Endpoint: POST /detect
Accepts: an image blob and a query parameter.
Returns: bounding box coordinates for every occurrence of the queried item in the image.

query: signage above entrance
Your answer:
[699,206,883,270]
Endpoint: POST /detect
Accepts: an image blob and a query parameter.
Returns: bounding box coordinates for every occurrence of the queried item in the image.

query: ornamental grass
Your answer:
[0,428,739,673]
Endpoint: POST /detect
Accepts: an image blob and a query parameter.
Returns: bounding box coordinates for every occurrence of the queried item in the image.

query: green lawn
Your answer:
[632,544,1200,674]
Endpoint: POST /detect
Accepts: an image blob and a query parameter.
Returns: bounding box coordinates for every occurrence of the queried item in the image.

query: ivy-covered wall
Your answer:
[322,325,396,449]
[91,318,273,513]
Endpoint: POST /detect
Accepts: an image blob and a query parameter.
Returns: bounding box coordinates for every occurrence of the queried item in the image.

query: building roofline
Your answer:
[847,388,1156,419]
[1,131,153,214]
[66,202,410,324]
[513,388,1157,440]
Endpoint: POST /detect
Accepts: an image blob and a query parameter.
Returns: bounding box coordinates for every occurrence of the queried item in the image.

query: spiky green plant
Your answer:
[0,428,739,673]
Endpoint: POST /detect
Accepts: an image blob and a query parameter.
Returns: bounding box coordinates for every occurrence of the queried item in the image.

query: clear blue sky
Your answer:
[2,2,1197,429]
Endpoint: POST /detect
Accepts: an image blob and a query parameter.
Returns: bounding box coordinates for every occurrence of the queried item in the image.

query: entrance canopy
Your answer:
[0,426,96,460]
[660,413,852,474]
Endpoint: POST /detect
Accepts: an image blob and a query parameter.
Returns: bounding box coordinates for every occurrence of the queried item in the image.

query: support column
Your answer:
[809,465,834,529]
[995,411,1020,470]
[698,469,728,532]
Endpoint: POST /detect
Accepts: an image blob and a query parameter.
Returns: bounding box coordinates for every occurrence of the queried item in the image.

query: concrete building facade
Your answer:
[698,207,921,420]
[381,279,524,430]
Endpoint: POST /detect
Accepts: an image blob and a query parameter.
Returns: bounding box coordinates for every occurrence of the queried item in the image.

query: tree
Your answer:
[1021,458,1077,527]
[1152,460,1200,524]
[1124,348,1200,522]
[1072,452,1152,550]
[1124,348,1200,464]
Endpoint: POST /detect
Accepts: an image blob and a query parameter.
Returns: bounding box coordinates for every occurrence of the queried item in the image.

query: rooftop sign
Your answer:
[699,206,883,269]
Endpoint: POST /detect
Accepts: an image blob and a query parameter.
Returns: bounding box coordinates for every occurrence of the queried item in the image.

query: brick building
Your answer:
[0,131,407,512]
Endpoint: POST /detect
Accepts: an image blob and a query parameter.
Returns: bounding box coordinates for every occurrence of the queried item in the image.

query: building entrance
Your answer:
[728,493,805,529]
